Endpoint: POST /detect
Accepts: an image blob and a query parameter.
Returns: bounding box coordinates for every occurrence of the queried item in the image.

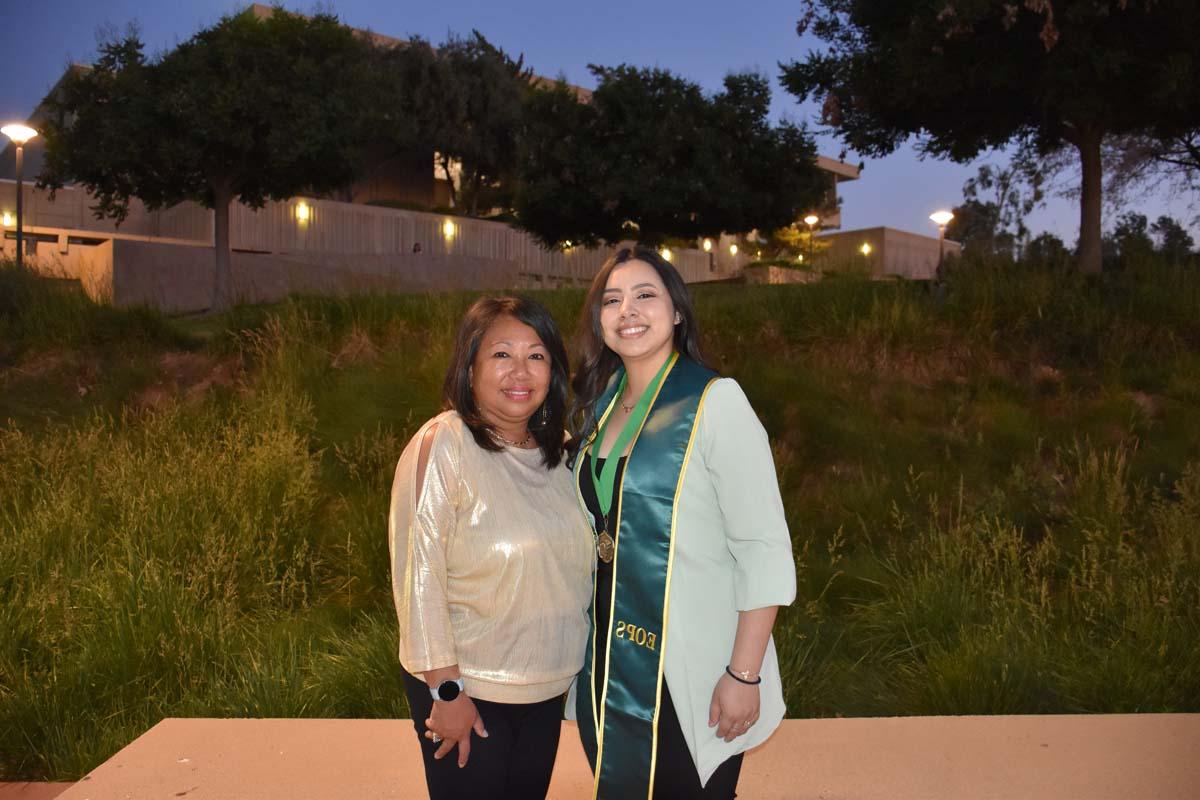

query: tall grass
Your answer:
[1,259,1198,780]
[0,262,187,358]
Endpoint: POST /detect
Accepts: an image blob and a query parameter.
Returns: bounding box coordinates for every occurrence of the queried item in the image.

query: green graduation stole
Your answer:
[574,353,719,799]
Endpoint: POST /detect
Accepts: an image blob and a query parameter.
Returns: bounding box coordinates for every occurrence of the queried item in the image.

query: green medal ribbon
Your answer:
[589,353,676,521]
[574,354,719,799]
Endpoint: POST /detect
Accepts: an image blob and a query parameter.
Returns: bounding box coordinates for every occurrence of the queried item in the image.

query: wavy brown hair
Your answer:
[443,296,570,468]
[569,246,708,447]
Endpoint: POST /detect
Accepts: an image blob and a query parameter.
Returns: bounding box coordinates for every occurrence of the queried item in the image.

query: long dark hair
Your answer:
[443,295,570,468]
[569,246,708,445]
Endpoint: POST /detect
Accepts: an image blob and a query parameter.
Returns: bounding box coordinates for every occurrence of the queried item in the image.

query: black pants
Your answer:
[402,668,563,800]
[651,682,745,799]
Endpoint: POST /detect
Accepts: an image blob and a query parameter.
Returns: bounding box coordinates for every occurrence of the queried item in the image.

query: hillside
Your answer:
[2,262,1198,780]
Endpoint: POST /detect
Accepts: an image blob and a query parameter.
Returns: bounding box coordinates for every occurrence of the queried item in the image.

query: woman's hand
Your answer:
[708,672,760,742]
[425,694,488,767]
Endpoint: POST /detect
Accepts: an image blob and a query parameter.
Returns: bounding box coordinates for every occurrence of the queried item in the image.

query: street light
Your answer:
[803,214,819,263]
[929,210,954,272]
[2,124,38,270]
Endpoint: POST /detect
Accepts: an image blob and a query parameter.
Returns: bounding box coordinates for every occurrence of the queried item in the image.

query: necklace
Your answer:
[492,429,532,448]
[620,395,635,413]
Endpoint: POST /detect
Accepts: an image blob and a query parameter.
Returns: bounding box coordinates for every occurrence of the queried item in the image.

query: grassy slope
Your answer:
[1,262,1198,779]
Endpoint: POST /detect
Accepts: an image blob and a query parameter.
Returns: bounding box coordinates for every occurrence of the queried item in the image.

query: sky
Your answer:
[1,0,1194,243]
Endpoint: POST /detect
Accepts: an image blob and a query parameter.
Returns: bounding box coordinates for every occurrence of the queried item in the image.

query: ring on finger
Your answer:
[432,733,443,743]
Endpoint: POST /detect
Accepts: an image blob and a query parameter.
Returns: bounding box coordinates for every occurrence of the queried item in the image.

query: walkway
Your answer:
[5,714,1198,799]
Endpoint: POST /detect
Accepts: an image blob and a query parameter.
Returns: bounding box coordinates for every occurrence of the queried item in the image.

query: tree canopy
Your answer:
[514,66,826,247]
[40,8,376,310]
[945,162,1042,258]
[781,0,1200,274]
[375,32,531,215]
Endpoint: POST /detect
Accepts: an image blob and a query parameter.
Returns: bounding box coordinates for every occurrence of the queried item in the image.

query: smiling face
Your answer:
[470,314,551,436]
[599,258,679,370]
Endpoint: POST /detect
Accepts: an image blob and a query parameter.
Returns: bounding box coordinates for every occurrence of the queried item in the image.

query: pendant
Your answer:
[597,529,615,563]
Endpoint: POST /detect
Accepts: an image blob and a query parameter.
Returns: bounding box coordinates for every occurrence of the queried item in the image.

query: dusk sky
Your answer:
[2,0,1193,243]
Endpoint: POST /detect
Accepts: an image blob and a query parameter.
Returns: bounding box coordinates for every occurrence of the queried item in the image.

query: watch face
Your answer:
[437,680,461,702]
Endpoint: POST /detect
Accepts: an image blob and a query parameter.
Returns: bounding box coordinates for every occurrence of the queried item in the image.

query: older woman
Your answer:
[389,296,593,800]
[569,247,796,799]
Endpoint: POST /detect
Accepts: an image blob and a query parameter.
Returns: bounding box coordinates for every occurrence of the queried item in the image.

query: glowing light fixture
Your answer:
[443,219,457,240]
[295,201,311,223]
[1,212,12,227]
[929,210,954,227]
[729,244,738,256]
[803,214,820,262]
[702,238,713,252]
[860,242,872,256]
[2,123,38,270]
[929,210,954,270]
[660,247,672,262]
[796,254,804,262]
[1,124,37,145]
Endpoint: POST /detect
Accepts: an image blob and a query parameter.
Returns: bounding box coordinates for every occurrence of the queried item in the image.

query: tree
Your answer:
[513,67,826,247]
[512,79,610,246]
[1151,215,1195,264]
[946,162,1044,258]
[372,36,443,171]
[1110,213,1155,264]
[782,1,1200,274]
[395,32,531,216]
[40,9,375,311]
[1106,130,1200,207]
[945,199,1007,257]
[1025,232,1072,266]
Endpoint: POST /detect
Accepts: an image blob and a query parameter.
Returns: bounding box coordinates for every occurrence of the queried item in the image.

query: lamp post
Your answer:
[2,124,38,270]
[803,214,819,263]
[929,210,954,273]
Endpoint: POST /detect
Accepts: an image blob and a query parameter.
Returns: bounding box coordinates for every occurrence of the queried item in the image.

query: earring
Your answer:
[540,405,548,426]
[674,312,682,325]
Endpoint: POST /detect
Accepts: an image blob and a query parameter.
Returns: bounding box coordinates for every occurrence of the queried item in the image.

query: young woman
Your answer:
[389,296,593,800]
[570,247,796,799]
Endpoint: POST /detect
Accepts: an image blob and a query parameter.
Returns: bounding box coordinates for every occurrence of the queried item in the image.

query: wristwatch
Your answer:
[430,678,465,702]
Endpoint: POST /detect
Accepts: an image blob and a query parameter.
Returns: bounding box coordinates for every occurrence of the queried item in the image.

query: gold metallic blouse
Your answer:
[389,411,594,704]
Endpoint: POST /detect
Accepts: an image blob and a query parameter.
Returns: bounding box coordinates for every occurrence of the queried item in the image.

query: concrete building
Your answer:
[817,226,962,281]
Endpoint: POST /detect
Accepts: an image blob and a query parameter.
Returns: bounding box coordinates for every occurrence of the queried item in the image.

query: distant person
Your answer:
[568,247,796,798]
[389,296,593,800]
[412,242,423,254]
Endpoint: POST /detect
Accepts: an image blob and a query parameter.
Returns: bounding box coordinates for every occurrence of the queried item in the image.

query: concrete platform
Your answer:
[37,714,1200,799]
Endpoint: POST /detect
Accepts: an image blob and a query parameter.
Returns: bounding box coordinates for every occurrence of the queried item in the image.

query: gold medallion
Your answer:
[597,530,615,563]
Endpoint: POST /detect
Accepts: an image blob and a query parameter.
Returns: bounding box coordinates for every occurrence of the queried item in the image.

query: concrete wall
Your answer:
[103,245,732,314]
[817,226,962,280]
[7,234,732,314]
[0,179,211,240]
[3,181,742,312]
